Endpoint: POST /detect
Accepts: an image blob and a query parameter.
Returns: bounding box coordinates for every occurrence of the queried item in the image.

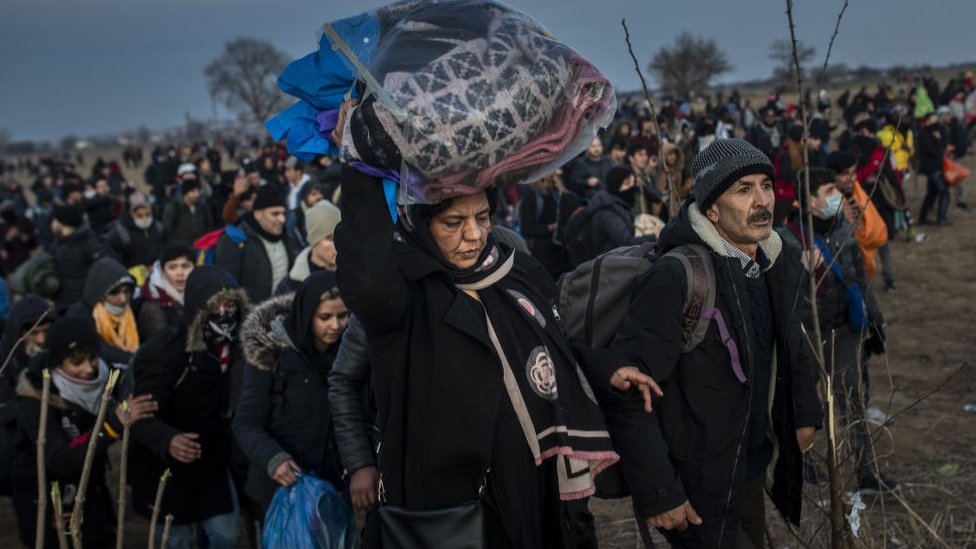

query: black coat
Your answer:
[335,167,617,519]
[15,357,124,548]
[604,200,822,547]
[327,315,377,476]
[163,200,214,245]
[105,214,168,268]
[518,187,569,278]
[129,269,249,525]
[584,190,647,258]
[216,218,298,305]
[51,227,107,308]
[233,293,345,508]
[918,124,948,176]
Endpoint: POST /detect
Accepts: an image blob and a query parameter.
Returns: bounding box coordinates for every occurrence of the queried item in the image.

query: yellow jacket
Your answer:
[877,124,914,172]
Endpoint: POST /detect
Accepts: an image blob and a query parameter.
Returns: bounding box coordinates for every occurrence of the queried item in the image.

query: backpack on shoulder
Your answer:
[555,241,716,499]
[192,224,247,266]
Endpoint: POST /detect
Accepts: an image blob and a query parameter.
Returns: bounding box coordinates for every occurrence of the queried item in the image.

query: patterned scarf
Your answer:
[92,302,140,353]
[400,215,618,499]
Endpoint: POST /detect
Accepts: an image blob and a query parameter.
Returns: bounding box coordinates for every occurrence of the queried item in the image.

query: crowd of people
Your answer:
[0,68,971,548]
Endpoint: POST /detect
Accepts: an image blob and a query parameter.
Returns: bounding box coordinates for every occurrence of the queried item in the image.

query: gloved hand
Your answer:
[864,324,887,356]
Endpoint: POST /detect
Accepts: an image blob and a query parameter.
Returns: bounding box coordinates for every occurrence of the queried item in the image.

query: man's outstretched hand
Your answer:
[610,366,663,412]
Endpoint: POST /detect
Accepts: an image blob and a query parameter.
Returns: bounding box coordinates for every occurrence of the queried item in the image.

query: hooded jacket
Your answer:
[66,256,136,366]
[583,190,644,259]
[0,295,54,428]
[136,262,185,342]
[129,266,250,524]
[604,200,821,548]
[14,356,125,547]
[233,282,345,507]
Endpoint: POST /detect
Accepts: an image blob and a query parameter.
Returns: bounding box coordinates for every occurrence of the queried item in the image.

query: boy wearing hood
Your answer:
[68,257,139,368]
[14,316,155,547]
[130,266,250,548]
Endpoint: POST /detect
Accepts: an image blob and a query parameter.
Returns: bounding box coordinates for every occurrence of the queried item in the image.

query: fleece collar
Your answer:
[687,201,782,267]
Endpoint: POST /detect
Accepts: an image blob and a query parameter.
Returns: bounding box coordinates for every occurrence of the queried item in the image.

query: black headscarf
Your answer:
[397,189,514,287]
[286,270,342,363]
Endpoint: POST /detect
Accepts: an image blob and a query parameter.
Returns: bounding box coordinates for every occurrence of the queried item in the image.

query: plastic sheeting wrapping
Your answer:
[267,0,616,204]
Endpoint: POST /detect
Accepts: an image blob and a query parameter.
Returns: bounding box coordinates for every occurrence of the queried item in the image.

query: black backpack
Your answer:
[555,241,717,499]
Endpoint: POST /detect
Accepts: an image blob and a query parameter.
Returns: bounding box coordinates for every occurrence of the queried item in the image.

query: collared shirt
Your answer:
[720,239,771,279]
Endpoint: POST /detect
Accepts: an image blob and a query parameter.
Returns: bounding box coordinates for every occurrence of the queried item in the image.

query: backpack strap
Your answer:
[664,244,716,351]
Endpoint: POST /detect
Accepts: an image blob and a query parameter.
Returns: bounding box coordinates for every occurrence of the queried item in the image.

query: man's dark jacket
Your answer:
[603,200,822,548]
[215,217,298,305]
[51,226,107,308]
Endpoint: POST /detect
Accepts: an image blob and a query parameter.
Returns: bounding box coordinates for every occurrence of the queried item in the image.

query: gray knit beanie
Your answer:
[691,138,775,211]
[305,200,341,246]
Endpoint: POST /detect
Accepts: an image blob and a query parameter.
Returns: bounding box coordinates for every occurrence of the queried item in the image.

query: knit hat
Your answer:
[305,200,342,246]
[46,315,100,367]
[128,192,151,213]
[252,185,285,211]
[605,166,633,194]
[180,179,201,195]
[691,138,775,211]
[284,156,302,171]
[52,205,84,228]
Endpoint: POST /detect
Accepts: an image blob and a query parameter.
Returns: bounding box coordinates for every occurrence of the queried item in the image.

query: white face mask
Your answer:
[818,193,844,219]
[133,216,154,230]
[104,302,126,316]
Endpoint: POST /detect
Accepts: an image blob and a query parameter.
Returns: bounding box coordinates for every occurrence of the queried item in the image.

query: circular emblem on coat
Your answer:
[526,346,558,400]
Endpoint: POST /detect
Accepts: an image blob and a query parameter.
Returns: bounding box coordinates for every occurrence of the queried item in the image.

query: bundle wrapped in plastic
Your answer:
[267,0,616,203]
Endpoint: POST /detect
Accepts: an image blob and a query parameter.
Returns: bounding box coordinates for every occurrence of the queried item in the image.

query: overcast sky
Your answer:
[2,0,974,142]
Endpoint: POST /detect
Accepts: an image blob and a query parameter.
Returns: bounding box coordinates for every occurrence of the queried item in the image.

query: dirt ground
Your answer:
[1,151,974,548]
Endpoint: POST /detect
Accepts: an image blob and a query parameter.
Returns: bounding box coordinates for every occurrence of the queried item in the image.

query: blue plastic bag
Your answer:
[262,473,355,549]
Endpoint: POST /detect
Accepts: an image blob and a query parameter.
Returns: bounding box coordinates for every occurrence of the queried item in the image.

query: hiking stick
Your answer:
[147,468,172,549]
[0,309,50,379]
[69,368,120,549]
[785,2,847,547]
[35,369,51,549]
[160,514,174,548]
[51,482,69,549]
[115,403,131,549]
[621,19,680,219]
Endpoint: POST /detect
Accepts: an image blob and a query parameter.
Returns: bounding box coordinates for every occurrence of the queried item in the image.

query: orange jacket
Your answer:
[846,181,888,278]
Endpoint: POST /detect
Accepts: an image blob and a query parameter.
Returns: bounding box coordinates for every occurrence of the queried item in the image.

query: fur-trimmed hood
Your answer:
[660,199,782,265]
[240,293,296,371]
[185,287,251,354]
[16,364,69,410]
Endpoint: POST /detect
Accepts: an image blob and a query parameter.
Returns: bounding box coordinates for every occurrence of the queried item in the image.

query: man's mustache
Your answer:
[748,209,772,223]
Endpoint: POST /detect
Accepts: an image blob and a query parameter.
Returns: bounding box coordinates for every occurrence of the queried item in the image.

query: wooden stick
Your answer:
[115,403,132,549]
[69,369,120,549]
[51,481,69,549]
[621,18,679,219]
[147,468,172,549]
[160,514,175,549]
[35,369,51,549]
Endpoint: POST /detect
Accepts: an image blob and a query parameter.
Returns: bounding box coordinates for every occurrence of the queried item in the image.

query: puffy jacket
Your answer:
[51,227,107,308]
[129,267,250,525]
[233,293,345,508]
[876,125,914,172]
[846,182,888,278]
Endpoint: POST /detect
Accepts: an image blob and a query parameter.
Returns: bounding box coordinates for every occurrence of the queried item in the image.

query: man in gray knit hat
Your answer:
[601,138,822,547]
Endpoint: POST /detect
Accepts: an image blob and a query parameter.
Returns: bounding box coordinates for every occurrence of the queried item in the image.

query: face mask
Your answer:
[818,193,843,219]
[133,216,154,230]
[206,310,239,343]
[84,190,96,199]
[104,302,126,316]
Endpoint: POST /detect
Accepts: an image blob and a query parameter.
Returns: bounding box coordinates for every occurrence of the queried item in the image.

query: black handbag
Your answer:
[376,470,489,549]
